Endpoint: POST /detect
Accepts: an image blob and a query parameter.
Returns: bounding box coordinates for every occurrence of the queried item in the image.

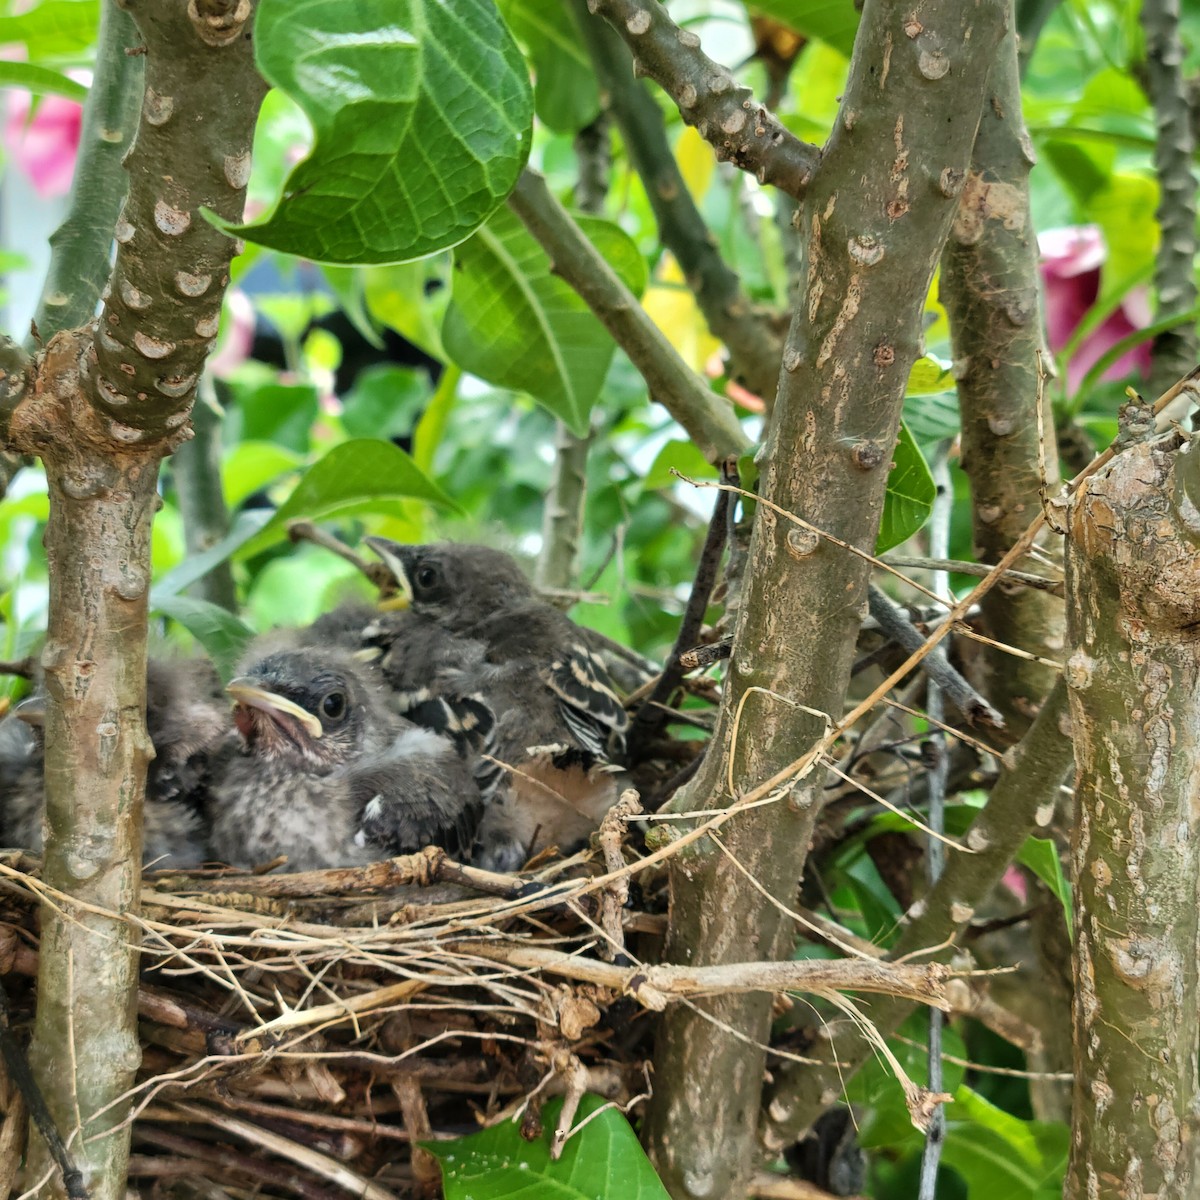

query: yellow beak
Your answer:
[225,679,323,739]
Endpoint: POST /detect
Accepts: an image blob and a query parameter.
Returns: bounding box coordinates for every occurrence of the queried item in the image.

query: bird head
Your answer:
[363,540,532,633]
[226,650,373,769]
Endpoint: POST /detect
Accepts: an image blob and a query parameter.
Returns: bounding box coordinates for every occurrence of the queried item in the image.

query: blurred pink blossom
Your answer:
[1039,224,1151,395]
[208,288,256,378]
[1001,865,1028,905]
[4,92,82,197]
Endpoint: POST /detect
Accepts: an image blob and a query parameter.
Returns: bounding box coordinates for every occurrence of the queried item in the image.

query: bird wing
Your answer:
[403,691,505,806]
[540,642,629,762]
[350,728,486,861]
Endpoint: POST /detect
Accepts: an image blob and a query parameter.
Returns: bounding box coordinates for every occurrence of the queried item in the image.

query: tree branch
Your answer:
[570,0,783,401]
[582,0,820,198]
[536,119,608,593]
[1064,437,1200,1196]
[760,678,1072,1154]
[3,6,268,1197]
[508,169,749,462]
[640,4,1007,1195]
[30,2,144,344]
[1140,0,1199,396]
[91,0,267,441]
[939,10,1063,738]
[865,584,1004,729]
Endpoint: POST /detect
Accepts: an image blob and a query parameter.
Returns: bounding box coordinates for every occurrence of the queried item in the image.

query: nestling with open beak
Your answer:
[0,657,229,867]
[363,539,630,872]
[208,644,492,872]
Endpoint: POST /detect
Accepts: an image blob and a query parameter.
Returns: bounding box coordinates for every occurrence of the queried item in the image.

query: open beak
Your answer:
[13,696,45,728]
[364,536,413,612]
[225,679,323,739]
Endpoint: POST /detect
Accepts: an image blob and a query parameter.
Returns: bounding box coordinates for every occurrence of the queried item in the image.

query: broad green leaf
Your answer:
[942,1088,1069,1200]
[0,62,86,100]
[902,392,959,447]
[641,439,716,493]
[746,0,859,56]
[340,365,431,441]
[239,438,461,557]
[876,422,935,553]
[0,1,99,61]
[428,1094,671,1200]
[442,206,648,436]
[363,257,451,362]
[220,442,305,510]
[1018,836,1073,934]
[228,0,533,264]
[322,265,385,350]
[1086,172,1159,287]
[152,510,273,600]
[224,378,320,455]
[150,594,255,681]
[905,354,953,396]
[498,0,600,134]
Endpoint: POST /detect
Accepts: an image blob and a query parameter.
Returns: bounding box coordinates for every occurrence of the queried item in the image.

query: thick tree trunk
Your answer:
[636,3,1007,1196]
[1064,433,1200,1198]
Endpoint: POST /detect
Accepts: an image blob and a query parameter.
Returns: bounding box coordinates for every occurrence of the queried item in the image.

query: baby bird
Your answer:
[208,644,490,872]
[363,540,630,872]
[0,658,229,868]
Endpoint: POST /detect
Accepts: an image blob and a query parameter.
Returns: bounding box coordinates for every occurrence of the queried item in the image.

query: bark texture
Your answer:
[940,12,1062,738]
[1,6,266,1196]
[1064,434,1200,1198]
[639,3,1007,1195]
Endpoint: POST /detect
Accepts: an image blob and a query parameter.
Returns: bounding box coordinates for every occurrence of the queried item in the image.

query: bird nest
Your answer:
[0,780,957,1200]
[0,794,670,1199]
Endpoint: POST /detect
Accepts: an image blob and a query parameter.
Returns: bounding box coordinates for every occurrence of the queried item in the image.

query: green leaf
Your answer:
[413,364,460,473]
[0,1,99,62]
[322,265,385,350]
[941,1088,1068,1200]
[641,439,716,492]
[428,1094,671,1200]
[498,0,600,134]
[152,510,273,600]
[905,354,954,396]
[0,61,86,100]
[239,438,461,557]
[225,379,320,455]
[745,0,859,56]
[1018,836,1073,934]
[877,422,935,553]
[902,392,960,447]
[227,0,533,265]
[340,365,431,441]
[220,441,306,510]
[442,206,648,436]
[150,595,255,681]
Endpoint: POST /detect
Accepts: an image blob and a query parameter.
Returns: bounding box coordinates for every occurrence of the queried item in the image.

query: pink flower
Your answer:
[1039,225,1151,395]
[4,91,82,197]
[208,288,256,378]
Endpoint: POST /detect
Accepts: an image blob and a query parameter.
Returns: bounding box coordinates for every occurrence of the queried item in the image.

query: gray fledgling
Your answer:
[363,540,630,872]
[0,658,229,867]
[208,644,488,871]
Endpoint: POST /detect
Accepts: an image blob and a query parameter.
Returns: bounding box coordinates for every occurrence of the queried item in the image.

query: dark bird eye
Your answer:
[416,565,439,590]
[321,691,347,721]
